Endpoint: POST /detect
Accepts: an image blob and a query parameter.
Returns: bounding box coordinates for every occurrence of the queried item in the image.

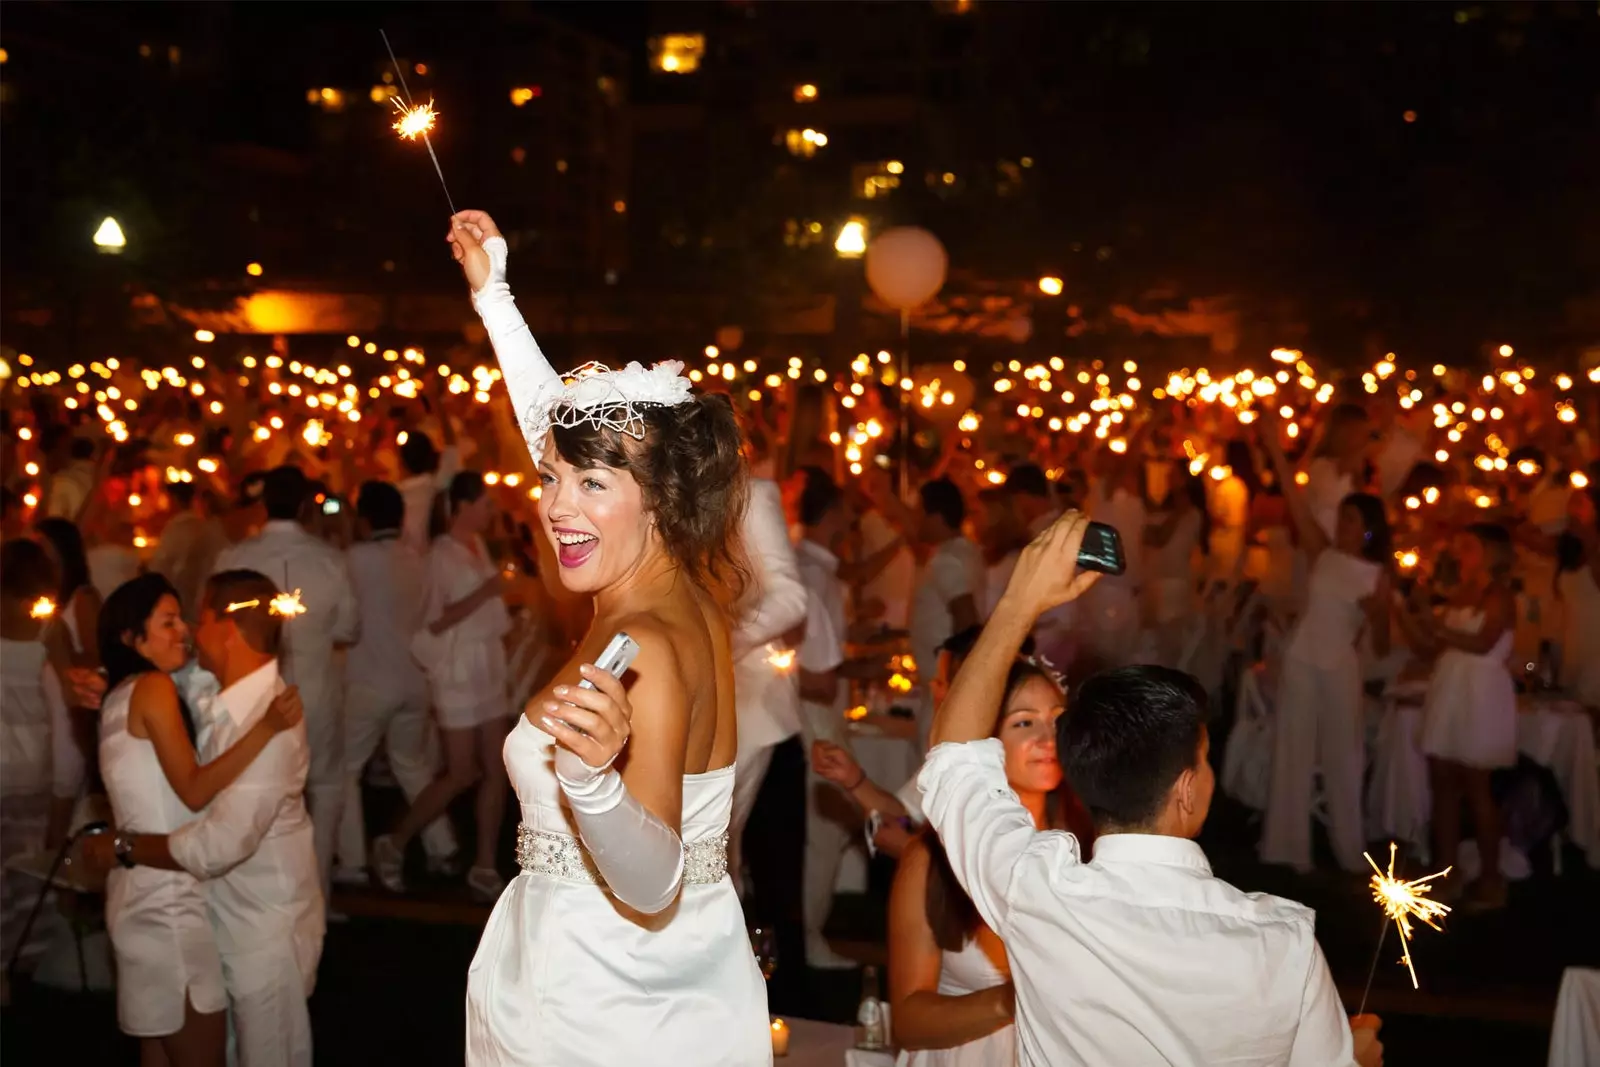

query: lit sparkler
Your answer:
[29,596,56,620]
[380,30,457,213]
[391,98,437,140]
[766,647,796,673]
[1357,842,1451,1013]
[269,590,308,618]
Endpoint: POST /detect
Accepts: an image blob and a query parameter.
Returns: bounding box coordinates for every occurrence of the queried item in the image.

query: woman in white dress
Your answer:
[36,517,102,670]
[449,210,769,1067]
[96,573,303,1065]
[1397,525,1516,910]
[1145,472,1208,667]
[375,470,513,901]
[1258,413,1392,874]
[1557,482,1600,705]
[890,660,1086,1067]
[0,539,84,995]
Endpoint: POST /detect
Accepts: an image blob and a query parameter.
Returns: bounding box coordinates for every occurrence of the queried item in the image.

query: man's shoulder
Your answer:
[1200,874,1319,933]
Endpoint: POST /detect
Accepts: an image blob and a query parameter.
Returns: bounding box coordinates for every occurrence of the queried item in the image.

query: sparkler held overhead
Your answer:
[380,29,456,214]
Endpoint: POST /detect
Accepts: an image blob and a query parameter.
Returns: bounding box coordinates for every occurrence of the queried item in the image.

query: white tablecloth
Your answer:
[1549,968,1600,1067]
[1365,698,1600,867]
[780,1017,895,1067]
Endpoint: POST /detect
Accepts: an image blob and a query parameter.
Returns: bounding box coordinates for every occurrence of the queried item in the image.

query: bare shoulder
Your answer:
[608,613,689,686]
[131,669,177,707]
[897,832,931,874]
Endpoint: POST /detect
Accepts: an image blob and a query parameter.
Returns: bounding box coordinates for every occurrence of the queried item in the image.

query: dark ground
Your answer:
[3,737,1592,1064]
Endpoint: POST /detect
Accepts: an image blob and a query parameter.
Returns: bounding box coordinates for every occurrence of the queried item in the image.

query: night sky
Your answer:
[2,2,1596,363]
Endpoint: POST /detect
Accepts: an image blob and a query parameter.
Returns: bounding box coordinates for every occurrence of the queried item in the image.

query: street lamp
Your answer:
[834,219,867,259]
[93,217,127,254]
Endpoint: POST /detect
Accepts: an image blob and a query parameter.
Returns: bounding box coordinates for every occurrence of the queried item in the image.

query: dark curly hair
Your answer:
[549,393,750,602]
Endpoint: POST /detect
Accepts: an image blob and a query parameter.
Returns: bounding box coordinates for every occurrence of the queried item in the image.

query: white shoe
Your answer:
[371,835,406,893]
[331,865,369,888]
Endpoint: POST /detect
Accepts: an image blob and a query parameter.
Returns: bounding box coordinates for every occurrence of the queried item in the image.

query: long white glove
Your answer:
[470,236,563,464]
[555,747,685,914]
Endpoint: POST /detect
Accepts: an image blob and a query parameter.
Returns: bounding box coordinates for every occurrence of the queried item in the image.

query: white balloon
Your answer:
[865,227,948,310]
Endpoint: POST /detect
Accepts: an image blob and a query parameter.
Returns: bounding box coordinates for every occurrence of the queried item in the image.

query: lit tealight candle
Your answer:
[770,1018,790,1057]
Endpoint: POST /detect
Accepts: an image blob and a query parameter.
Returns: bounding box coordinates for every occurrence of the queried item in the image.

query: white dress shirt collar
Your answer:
[1089,833,1212,875]
[218,660,281,731]
[260,519,305,537]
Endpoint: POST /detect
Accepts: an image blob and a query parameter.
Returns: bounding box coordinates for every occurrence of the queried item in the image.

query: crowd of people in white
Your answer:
[1,207,1595,1066]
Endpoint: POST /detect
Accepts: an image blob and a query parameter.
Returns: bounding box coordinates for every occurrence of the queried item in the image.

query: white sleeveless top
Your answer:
[897,933,1017,1067]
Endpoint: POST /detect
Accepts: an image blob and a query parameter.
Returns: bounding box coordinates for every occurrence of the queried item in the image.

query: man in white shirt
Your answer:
[42,430,96,521]
[214,466,359,909]
[87,570,324,1067]
[148,481,231,622]
[398,426,460,551]
[335,481,456,885]
[919,511,1383,1067]
[906,477,983,746]
[794,468,886,968]
[729,475,809,895]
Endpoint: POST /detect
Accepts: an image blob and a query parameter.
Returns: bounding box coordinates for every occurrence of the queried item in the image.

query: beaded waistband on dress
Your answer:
[514,825,729,886]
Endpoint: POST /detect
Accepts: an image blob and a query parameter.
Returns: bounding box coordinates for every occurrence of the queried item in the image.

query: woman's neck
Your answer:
[1017,789,1049,830]
[593,549,683,619]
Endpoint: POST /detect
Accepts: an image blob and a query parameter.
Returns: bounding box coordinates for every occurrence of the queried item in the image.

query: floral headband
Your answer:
[520,360,694,465]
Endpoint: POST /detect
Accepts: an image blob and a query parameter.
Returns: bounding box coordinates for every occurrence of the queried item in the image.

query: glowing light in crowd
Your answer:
[30,597,56,620]
[1363,843,1450,992]
[392,98,437,139]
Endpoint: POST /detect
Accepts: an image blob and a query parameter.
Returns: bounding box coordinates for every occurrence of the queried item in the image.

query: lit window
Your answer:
[853,161,902,199]
[650,34,705,74]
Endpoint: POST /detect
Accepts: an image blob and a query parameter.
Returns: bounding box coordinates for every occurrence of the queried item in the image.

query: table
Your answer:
[779,1017,896,1067]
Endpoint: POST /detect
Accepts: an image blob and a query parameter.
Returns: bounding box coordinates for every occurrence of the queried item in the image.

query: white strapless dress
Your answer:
[1420,606,1517,769]
[466,715,771,1066]
[98,675,227,1036]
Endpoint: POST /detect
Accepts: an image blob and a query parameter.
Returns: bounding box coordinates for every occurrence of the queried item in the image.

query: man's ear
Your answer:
[1172,764,1197,821]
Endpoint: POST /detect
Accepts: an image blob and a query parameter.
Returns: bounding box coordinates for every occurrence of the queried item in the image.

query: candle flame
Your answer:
[1365,842,1451,990]
[392,99,438,140]
[29,596,56,620]
[766,647,796,673]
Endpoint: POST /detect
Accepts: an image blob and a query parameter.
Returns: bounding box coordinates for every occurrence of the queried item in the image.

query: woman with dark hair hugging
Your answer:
[95,574,301,1066]
[448,210,769,1066]
[890,658,1091,1066]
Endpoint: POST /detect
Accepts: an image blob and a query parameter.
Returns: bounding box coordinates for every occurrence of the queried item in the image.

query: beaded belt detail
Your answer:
[515,825,730,887]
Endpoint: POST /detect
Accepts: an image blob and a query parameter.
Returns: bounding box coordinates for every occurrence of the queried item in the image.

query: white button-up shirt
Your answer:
[908,536,984,683]
[399,444,461,552]
[795,538,848,719]
[169,662,324,992]
[731,479,809,751]
[343,533,428,700]
[918,739,1357,1067]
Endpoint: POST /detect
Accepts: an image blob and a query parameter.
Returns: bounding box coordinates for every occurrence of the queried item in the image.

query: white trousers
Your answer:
[287,669,346,913]
[798,699,855,959]
[336,681,456,871]
[727,738,776,897]
[1260,657,1367,873]
[222,944,312,1067]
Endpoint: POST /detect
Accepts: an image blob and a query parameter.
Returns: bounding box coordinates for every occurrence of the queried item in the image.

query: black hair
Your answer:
[166,480,197,509]
[99,573,197,745]
[0,538,58,602]
[261,465,308,521]
[919,477,965,531]
[448,470,487,513]
[356,480,404,533]
[797,466,842,528]
[937,624,1034,673]
[1340,491,1391,563]
[1005,463,1050,499]
[400,431,440,476]
[35,518,90,603]
[1223,439,1260,496]
[70,438,96,461]
[925,659,1062,950]
[548,392,750,602]
[1058,665,1208,831]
